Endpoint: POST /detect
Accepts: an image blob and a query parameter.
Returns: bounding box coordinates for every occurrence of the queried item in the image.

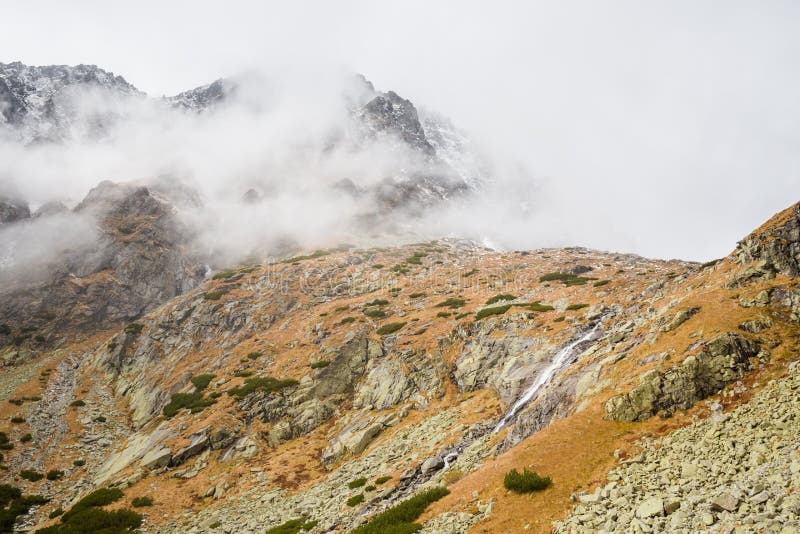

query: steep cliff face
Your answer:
[0,202,797,533]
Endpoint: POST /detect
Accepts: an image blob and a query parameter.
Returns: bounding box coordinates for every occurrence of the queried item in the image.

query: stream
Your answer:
[493,321,602,433]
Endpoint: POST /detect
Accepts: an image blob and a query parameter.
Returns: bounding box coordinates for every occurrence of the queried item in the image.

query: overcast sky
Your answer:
[2,1,799,261]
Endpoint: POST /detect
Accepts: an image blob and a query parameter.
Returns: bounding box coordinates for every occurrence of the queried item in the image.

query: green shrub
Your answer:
[73,459,85,467]
[310,360,330,370]
[123,323,143,335]
[131,496,153,507]
[0,325,10,336]
[162,392,216,418]
[20,434,32,443]
[203,289,230,301]
[190,374,216,391]
[338,316,356,325]
[701,258,721,269]
[348,477,367,489]
[486,294,516,305]
[8,399,22,406]
[409,292,426,298]
[365,485,376,492]
[227,377,298,399]
[462,269,478,277]
[334,306,350,312]
[70,400,86,407]
[436,312,451,318]
[346,493,365,507]
[503,468,551,493]
[93,416,107,423]
[475,305,512,320]
[538,272,596,286]
[20,470,43,481]
[375,475,391,484]
[372,264,384,269]
[212,269,237,280]
[265,517,318,534]
[38,488,141,533]
[593,280,610,287]
[351,486,450,534]
[566,304,588,311]
[282,250,329,263]
[366,299,389,306]
[376,322,406,336]
[49,507,64,519]
[527,301,555,312]
[246,352,261,360]
[553,316,565,322]
[364,309,387,319]
[455,313,470,320]
[0,485,48,532]
[209,522,222,529]
[46,470,63,481]
[10,416,24,424]
[436,298,465,309]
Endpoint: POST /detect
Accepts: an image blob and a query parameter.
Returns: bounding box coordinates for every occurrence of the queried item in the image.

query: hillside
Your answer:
[0,201,796,532]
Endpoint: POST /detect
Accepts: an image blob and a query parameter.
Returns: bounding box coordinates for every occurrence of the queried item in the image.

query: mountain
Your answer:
[0,62,483,207]
[0,198,797,532]
[0,62,142,143]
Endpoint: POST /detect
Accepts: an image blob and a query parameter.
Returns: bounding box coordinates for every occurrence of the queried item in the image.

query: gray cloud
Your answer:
[1,1,798,261]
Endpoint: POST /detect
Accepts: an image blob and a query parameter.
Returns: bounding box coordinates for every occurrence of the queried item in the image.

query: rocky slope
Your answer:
[0,201,796,533]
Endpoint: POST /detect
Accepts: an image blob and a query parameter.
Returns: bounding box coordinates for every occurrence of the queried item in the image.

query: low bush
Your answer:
[364,485,376,492]
[211,270,237,280]
[338,317,356,325]
[227,377,298,399]
[0,485,48,532]
[364,309,387,319]
[131,496,153,507]
[366,299,389,306]
[37,487,142,534]
[538,272,596,286]
[348,477,367,489]
[372,264,384,269]
[375,475,391,485]
[190,374,216,391]
[20,470,43,481]
[350,486,450,534]
[436,298,466,309]
[246,352,261,360]
[436,312,451,318]
[334,306,349,312]
[233,370,253,377]
[162,392,215,418]
[203,289,230,301]
[462,269,478,277]
[70,400,86,407]
[93,416,107,423]
[528,301,555,312]
[282,250,329,264]
[265,517,318,534]
[20,434,31,443]
[503,468,551,493]
[593,280,610,287]
[310,360,330,370]
[376,322,406,336]
[46,470,63,481]
[566,303,588,311]
[73,459,85,467]
[49,507,64,519]
[486,294,516,305]
[409,292,426,298]
[10,416,24,424]
[346,493,365,507]
[553,316,565,322]
[475,304,512,320]
[123,323,143,335]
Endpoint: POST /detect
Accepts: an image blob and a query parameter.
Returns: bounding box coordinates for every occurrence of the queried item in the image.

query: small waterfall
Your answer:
[493,322,602,433]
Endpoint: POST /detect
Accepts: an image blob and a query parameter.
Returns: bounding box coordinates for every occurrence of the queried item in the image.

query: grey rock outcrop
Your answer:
[605,333,765,421]
[735,201,800,277]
